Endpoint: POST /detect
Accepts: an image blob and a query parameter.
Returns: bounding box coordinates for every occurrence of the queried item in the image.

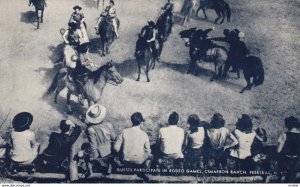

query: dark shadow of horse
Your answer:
[114,59,138,81]
[20,11,37,25]
[87,38,102,54]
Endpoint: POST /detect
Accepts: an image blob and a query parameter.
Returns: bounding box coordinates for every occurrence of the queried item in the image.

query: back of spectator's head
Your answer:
[131,112,145,126]
[188,114,200,127]
[236,114,253,133]
[210,113,225,129]
[284,116,300,130]
[60,120,72,133]
[168,112,179,125]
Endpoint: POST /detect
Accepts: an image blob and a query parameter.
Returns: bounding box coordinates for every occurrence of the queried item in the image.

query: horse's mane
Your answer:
[88,64,109,84]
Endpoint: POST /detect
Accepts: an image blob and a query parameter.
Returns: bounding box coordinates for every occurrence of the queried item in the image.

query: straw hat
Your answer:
[86,104,107,124]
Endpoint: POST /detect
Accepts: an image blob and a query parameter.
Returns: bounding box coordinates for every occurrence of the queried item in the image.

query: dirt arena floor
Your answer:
[0,0,299,182]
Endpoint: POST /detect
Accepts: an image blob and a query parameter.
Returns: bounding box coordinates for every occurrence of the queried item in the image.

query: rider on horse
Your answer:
[191,28,215,59]
[69,5,86,28]
[213,28,249,75]
[95,0,119,38]
[161,0,174,14]
[139,21,160,62]
[63,22,84,49]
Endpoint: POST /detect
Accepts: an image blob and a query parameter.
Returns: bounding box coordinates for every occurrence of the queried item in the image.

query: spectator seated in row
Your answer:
[155,112,185,169]
[9,112,40,174]
[36,119,81,174]
[277,116,300,183]
[113,112,152,181]
[83,104,116,176]
[206,113,234,169]
[184,114,209,169]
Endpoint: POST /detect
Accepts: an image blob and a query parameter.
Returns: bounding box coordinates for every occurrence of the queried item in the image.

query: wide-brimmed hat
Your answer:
[12,112,33,132]
[86,104,107,124]
[73,5,82,10]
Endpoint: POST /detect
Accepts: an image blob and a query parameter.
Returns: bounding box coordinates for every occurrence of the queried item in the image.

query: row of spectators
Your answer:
[0,104,299,182]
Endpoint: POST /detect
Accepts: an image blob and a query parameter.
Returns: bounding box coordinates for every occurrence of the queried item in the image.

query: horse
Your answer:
[135,35,154,82]
[29,0,46,29]
[156,10,173,42]
[179,28,228,81]
[97,15,120,56]
[240,56,264,93]
[47,61,123,114]
[196,0,231,24]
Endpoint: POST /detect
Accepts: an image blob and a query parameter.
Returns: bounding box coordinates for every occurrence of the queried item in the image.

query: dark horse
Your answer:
[179,28,228,81]
[47,61,123,113]
[196,0,231,24]
[156,10,173,42]
[135,35,154,82]
[29,0,46,29]
[97,15,120,56]
[240,56,264,93]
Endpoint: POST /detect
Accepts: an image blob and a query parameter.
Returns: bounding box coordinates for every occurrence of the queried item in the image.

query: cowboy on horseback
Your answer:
[191,28,215,59]
[161,0,174,14]
[138,21,160,62]
[69,5,86,28]
[63,22,84,48]
[95,0,119,38]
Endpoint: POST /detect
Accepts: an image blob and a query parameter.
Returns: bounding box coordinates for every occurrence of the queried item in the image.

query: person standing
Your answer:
[181,0,196,27]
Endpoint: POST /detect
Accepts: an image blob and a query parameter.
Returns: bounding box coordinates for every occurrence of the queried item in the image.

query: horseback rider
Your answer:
[139,21,160,61]
[95,0,119,38]
[63,22,84,48]
[69,5,85,27]
[191,28,215,58]
[161,0,174,15]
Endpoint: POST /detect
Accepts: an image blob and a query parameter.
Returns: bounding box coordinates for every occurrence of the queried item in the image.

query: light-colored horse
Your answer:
[47,61,123,113]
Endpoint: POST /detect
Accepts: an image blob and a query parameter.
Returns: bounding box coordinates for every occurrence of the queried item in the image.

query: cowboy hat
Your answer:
[12,112,33,132]
[86,104,107,124]
[73,5,82,10]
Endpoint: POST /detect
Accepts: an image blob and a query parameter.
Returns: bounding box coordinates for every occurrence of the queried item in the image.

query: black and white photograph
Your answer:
[0,0,299,184]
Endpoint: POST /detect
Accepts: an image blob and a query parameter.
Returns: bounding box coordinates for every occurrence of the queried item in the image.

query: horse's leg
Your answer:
[41,9,44,23]
[146,61,150,82]
[136,62,141,81]
[66,90,73,114]
[214,10,221,24]
[36,9,39,29]
[240,75,251,93]
[211,63,218,81]
[202,7,208,19]
[220,11,226,24]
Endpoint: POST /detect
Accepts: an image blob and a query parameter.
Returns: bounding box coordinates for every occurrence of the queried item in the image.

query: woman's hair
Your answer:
[187,114,200,132]
[284,116,300,130]
[131,112,145,126]
[209,113,225,129]
[236,114,253,133]
[168,112,179,125]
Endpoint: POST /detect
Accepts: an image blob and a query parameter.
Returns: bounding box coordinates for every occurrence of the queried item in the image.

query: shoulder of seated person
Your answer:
[87,126,96,133]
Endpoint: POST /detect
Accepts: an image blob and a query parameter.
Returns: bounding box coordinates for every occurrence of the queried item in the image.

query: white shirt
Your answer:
[114,126,151,164]
[207,127,230,149]
[230,129,256,159]
[10,130,39,164]
[159,125,185,158]
[186,127,205,149]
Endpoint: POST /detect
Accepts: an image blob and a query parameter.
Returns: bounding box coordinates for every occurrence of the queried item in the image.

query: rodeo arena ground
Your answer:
[0,0,299,184]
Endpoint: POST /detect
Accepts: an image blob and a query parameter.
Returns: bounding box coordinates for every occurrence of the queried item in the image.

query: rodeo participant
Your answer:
[94,0,119,38]
[139,21,160,62]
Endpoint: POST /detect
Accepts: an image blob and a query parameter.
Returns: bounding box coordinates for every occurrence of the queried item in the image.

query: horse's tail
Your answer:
[255,63,264,86]
[225,3,231,22]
